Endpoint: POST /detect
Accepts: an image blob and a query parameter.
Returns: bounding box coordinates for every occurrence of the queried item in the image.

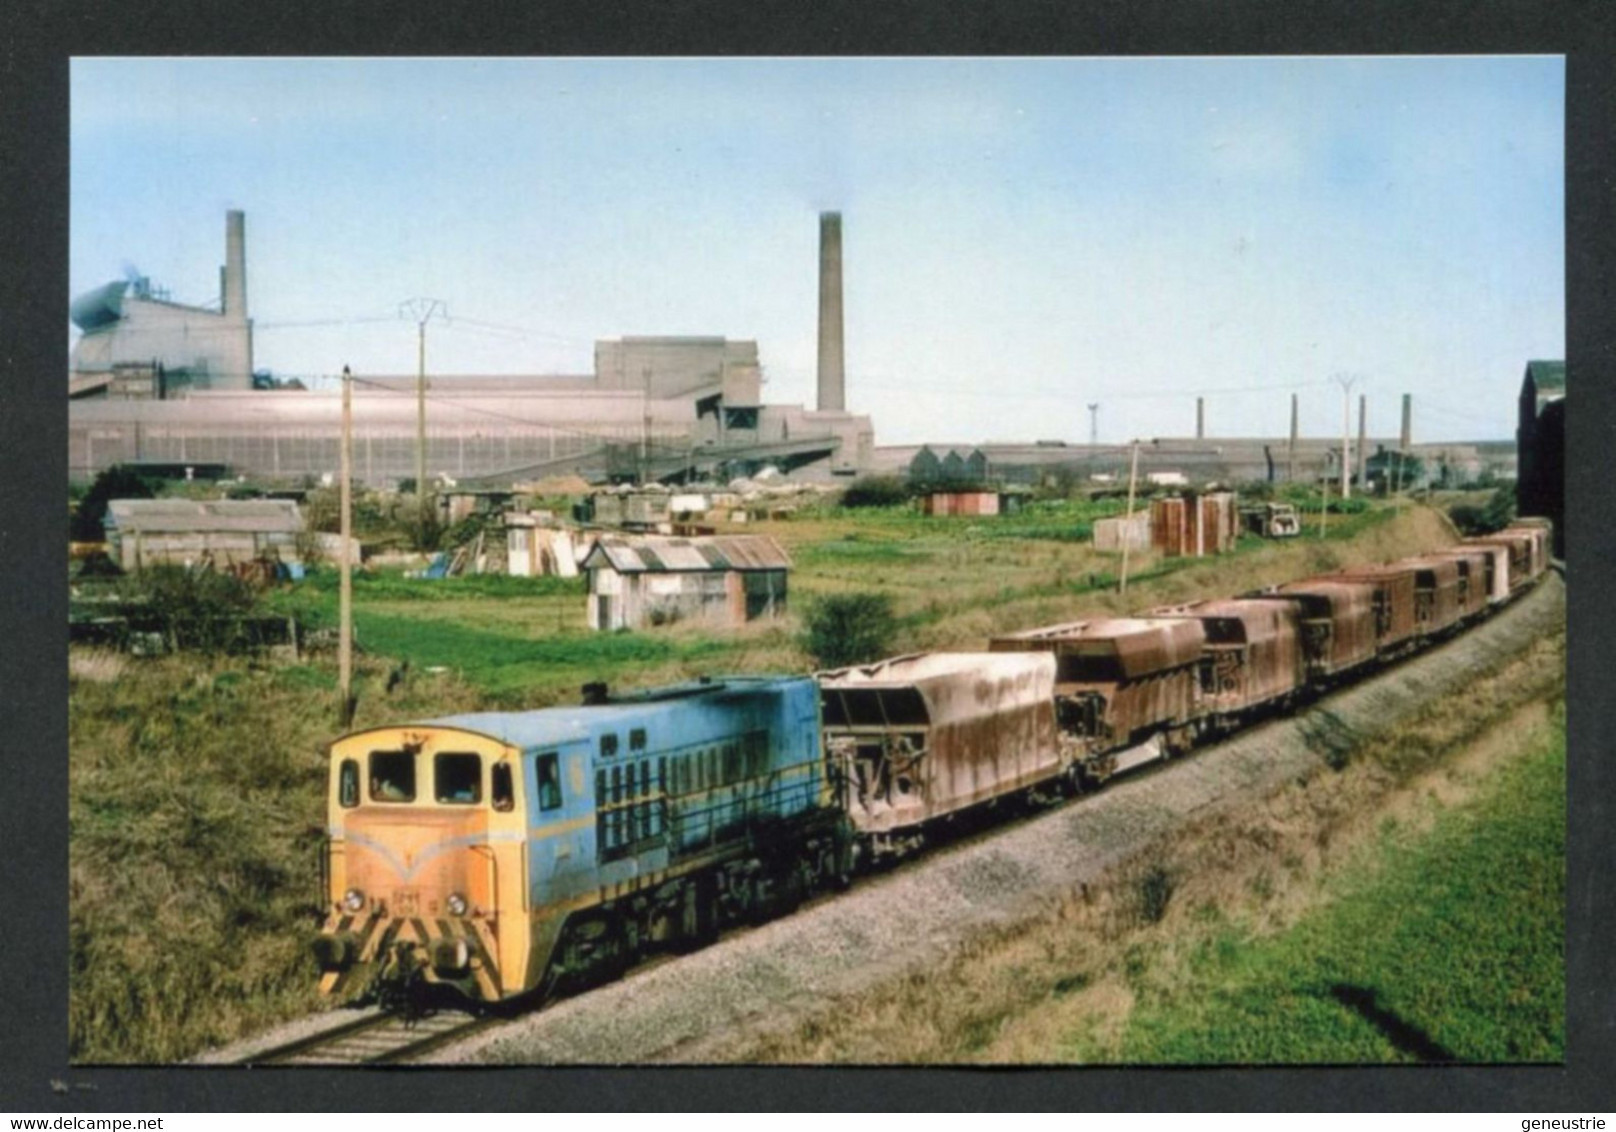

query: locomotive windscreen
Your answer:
[822,687,930,728]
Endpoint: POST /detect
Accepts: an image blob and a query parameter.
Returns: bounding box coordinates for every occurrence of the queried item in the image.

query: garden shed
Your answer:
[581,534,791,631]
[103,498,305,571]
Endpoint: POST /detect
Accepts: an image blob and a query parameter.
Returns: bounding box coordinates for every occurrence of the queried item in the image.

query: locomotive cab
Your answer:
[316,725,533,1004]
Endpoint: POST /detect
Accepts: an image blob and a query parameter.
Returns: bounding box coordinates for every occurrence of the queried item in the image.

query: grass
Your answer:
[1090,710,1565,1063]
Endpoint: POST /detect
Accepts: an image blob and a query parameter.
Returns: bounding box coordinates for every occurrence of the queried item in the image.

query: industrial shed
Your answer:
[1150,492,1238,557]
[104,498,304,571]
[581,534,791,631]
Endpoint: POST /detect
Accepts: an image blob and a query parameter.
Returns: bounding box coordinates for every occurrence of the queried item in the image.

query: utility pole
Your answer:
[1319,472,1330,540]
[400,298,447,536]
[1288,393,1299,483]
[641,365,652,485]
[1331,373,1359,500]
[1119,439,1141,596]
[1088,403,1099,449]
[1356,393,1368,494]
[339,365,354,727]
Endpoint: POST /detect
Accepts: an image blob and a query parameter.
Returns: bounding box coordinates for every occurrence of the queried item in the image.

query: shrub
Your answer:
[839,476,913,509]
[803,592,899,669]
[1449,488,1516,536]
[72,465,158,542]
[117,566,262,654]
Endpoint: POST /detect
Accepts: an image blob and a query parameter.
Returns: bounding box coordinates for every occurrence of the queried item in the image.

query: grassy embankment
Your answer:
[68,495,1444,1062]
[730,623,1566,1064]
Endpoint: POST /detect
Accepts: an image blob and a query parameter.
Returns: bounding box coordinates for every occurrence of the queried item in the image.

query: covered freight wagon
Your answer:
[819,652,1059,848]
[989,617,1206,774]
[1243,578,1379,683]
[1314,564,1420,655]
[1144,598,1306,719]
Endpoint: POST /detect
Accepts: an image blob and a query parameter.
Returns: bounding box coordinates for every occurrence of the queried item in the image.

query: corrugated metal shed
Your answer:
[581,534,791,574]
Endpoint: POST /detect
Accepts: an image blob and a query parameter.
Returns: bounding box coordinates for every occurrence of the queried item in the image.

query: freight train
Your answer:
[312,524,1552,1007]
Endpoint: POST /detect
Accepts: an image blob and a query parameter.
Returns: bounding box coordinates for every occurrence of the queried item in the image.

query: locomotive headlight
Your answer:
[446,892,468,917]
[342,888,366,913]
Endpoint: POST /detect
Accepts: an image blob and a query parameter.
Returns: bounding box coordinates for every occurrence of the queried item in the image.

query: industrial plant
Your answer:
[68,207,1537,498]
[69,210,874,486]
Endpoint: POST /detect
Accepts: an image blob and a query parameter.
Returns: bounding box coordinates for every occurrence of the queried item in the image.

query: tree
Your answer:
[838,476,913,509]
[803,592,899,669]
[72,465,157,542]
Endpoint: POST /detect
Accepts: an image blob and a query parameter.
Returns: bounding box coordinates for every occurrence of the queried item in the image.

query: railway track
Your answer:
[241,1009,499,1066]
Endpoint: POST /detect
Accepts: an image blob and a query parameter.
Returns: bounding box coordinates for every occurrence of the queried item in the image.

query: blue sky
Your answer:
[70,57,1563,445]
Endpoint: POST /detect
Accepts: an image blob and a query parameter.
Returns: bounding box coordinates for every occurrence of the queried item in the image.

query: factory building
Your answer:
[70,211,254,396]
[1516,359,1564,555]
[67,210,874,485]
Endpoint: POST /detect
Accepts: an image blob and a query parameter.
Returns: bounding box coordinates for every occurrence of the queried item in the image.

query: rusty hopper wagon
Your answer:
[818,652,1060,857]
[988,617,1206,781]
[1143,599,1307,725]
[1425,546,1494,620]
[1312,564,1421,656]
[1241,578,1380,685]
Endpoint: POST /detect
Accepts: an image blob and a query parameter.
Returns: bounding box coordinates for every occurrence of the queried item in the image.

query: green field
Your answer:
[1072,709,1566,1064]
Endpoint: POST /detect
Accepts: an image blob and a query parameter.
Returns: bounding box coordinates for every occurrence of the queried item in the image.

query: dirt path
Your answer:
[429,574,1564,1065]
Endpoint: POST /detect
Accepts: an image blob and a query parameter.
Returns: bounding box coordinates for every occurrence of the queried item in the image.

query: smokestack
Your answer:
[1196,397,1205,439]
[1401,393,1412,450]
[817,212,845,413]
[224,210,247,320]
[1288,393,1298,482]
[1357,393,1368,490]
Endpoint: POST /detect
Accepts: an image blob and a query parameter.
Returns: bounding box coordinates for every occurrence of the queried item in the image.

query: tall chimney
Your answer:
[1401,393,1412,450]
[816,211,845,413]
[1288,393,1299,482]
[1357,393,1368,490]
[1196,396,1205,439]
[224,210,247,320]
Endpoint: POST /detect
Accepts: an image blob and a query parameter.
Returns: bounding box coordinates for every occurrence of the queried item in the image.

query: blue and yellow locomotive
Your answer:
[314,676,847,1004]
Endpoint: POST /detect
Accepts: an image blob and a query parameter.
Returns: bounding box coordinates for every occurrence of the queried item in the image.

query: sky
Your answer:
[69,56,1563,446]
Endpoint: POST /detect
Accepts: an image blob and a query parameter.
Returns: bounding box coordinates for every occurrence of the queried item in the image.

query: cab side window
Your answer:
[491,762,515,812]
[536,753,562,812]
[339,759,360,808]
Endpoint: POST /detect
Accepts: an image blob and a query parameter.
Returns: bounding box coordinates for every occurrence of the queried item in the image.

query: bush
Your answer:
[72,465,158,542]
[839,476,913,510]
[1449,488,1516,536]
[117,566,262,653]
[803,592,899,669]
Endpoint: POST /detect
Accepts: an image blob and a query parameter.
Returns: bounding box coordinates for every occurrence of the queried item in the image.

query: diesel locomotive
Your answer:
[312,524,1552,1006]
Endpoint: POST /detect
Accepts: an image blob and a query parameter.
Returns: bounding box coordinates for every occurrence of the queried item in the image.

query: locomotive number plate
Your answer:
[392,888,420,916]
